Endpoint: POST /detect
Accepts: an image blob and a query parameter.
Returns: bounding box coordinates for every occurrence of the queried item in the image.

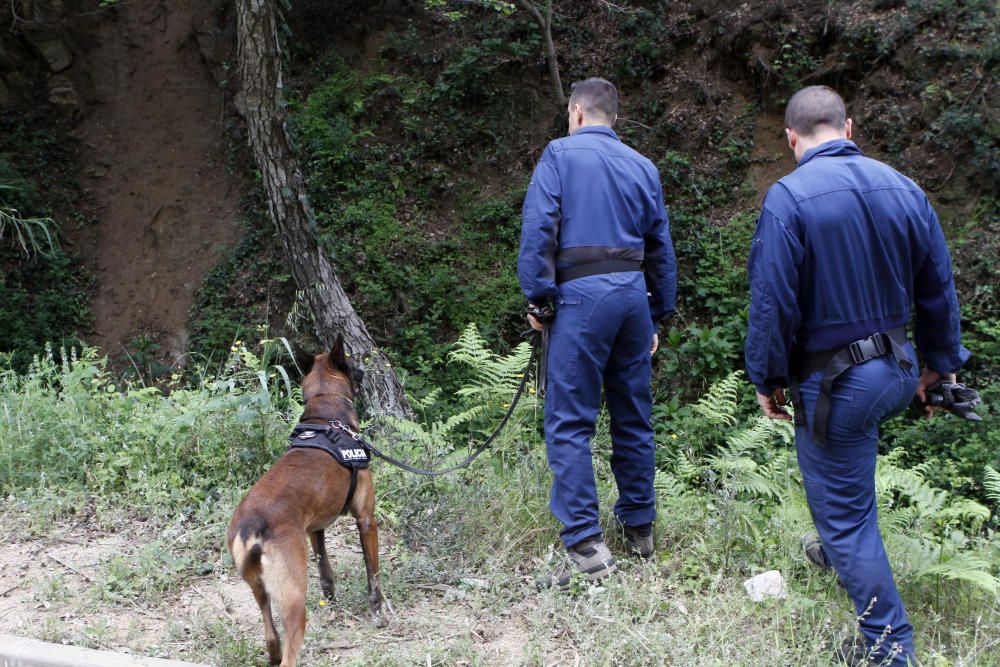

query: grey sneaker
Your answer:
[539,537,618,589]
[801,532,832,570]
[622,523,655,559]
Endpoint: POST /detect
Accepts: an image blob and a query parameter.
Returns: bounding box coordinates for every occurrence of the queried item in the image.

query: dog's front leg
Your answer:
[309,530,336,600]
[356,513,387,624]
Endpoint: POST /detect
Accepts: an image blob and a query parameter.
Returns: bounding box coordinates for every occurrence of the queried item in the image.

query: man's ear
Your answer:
[844,118,853,140]
[327,334,347,372]
[785,128,797,152]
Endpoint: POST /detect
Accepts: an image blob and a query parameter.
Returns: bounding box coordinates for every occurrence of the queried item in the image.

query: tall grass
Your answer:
[1,334,998,665]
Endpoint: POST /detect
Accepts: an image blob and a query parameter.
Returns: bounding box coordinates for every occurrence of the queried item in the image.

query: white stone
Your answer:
[743,569,788,602]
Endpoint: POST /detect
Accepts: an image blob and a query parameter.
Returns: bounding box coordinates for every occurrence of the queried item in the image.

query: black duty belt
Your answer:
[788,327,911,445]
[556,260,643,285]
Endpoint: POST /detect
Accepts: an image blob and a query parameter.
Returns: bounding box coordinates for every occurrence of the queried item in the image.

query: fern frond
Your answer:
[692,371,743,426]
[936,499,991,528]
[914,553,1000,595]
[653,470,689,499]
[881,506,920,533]
[451,324,533,403]
[983,466,1000,506]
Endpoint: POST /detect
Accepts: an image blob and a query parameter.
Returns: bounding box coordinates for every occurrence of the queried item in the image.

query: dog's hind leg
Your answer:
[350,471,388,624]
[230,516,282,664]
[249,577,282,665]
[265,531,309,667]
[309,530,336,600]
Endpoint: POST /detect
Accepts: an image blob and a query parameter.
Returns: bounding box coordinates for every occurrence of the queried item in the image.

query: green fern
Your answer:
[984,465,1000,506]
[376,323,534,462]
[914,552,1000,595]
[653,470,690,500]
[877,452,998,595]
[692,371,743,426]
[449,323,534,404]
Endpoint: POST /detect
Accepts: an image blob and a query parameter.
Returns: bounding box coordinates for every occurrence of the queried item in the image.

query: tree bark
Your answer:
[235,0,410,419]
[516,0,565,106]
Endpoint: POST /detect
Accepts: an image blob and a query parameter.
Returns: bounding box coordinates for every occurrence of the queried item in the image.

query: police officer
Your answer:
[746,85,969,665]
[518,78,676,587]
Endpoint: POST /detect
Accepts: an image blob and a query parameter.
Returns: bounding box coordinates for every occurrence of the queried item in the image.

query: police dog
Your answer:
[227,335,386,667]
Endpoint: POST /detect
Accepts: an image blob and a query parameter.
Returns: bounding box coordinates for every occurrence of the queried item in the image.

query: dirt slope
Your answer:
[64,0,241,364]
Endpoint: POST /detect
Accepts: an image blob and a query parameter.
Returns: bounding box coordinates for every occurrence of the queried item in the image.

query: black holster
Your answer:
[788,327,911,445]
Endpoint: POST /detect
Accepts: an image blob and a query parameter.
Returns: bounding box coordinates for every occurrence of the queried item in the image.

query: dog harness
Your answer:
[288,422,370,513]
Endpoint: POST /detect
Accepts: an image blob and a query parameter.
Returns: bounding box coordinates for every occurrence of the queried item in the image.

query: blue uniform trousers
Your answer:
[796,344,919,665]
[544,272,656,548]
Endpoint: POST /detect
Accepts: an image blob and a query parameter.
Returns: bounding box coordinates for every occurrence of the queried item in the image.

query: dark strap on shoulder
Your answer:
[791,327,910,445]
[342,466,358,515]
[556,260,642,284]
[287,424,366,514]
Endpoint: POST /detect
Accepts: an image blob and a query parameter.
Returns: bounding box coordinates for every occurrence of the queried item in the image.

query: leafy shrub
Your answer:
[285,60,528,397]
[0,127,92,371]
[1,249,91,371]
[0,342,297,519]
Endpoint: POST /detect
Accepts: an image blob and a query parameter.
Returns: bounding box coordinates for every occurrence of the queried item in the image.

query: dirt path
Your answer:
[0,517,532,665]
[65,0,241,364]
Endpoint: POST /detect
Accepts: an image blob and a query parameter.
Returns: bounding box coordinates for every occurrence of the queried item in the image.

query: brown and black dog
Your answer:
[227,335,387,667]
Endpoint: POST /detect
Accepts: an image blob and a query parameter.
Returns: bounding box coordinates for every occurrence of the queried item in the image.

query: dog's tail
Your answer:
[230,513,268,582]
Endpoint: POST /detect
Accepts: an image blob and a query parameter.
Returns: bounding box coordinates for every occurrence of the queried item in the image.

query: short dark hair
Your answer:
[784,85,847,135]
[569,78,618,121]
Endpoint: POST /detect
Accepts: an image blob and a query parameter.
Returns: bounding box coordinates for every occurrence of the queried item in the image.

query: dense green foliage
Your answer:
[2,1,999,661]
[0,118,92,370]
[285,55,531,392]
[1,337,998,663]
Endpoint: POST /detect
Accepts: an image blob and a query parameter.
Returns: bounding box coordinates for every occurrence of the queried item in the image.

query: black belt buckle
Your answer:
[848,334,887,364]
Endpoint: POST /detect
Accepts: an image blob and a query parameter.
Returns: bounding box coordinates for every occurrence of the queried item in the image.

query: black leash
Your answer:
[332,328,546,477]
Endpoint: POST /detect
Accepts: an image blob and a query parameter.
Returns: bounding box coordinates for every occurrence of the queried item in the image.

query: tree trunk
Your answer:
[235,0,410,419]
[516,0,565,106]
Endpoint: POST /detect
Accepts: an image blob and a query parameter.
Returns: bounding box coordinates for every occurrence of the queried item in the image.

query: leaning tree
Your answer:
[235,0,410,419]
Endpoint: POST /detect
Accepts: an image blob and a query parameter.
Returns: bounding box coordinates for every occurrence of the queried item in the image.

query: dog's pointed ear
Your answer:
[328,334,347,371]
[292,343,315,376]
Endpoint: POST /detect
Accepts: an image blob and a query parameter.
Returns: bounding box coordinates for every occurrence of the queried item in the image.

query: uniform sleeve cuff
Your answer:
[924,345,972,375]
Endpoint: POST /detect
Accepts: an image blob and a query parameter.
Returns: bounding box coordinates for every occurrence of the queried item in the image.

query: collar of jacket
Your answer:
[797,138,863,167]
[573,125,620,140]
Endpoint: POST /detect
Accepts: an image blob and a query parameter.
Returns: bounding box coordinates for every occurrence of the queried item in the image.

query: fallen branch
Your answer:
[47,552,93,582]
[193,585,236,622]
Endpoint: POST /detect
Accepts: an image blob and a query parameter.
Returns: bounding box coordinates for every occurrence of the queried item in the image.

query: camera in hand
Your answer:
[911,381,983,422]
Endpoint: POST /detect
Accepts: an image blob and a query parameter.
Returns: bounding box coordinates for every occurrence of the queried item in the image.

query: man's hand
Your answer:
[526,304,544,332]
[916,367,957,418]
[650,333,659,355]
[757,388,792,421]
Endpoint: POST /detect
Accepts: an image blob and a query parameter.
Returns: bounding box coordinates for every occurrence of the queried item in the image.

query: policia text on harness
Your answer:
[788,327,910,445]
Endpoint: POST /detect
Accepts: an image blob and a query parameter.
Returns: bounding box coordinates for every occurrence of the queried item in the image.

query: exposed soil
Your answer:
[62,0,242,364]
[0,517,532,665]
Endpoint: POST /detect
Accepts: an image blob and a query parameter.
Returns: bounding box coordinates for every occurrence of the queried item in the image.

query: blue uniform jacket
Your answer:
[518,125,676,325]
[746,139,970,394]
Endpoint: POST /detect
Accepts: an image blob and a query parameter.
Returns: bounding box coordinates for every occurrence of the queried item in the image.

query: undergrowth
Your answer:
[1,334,998,665]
